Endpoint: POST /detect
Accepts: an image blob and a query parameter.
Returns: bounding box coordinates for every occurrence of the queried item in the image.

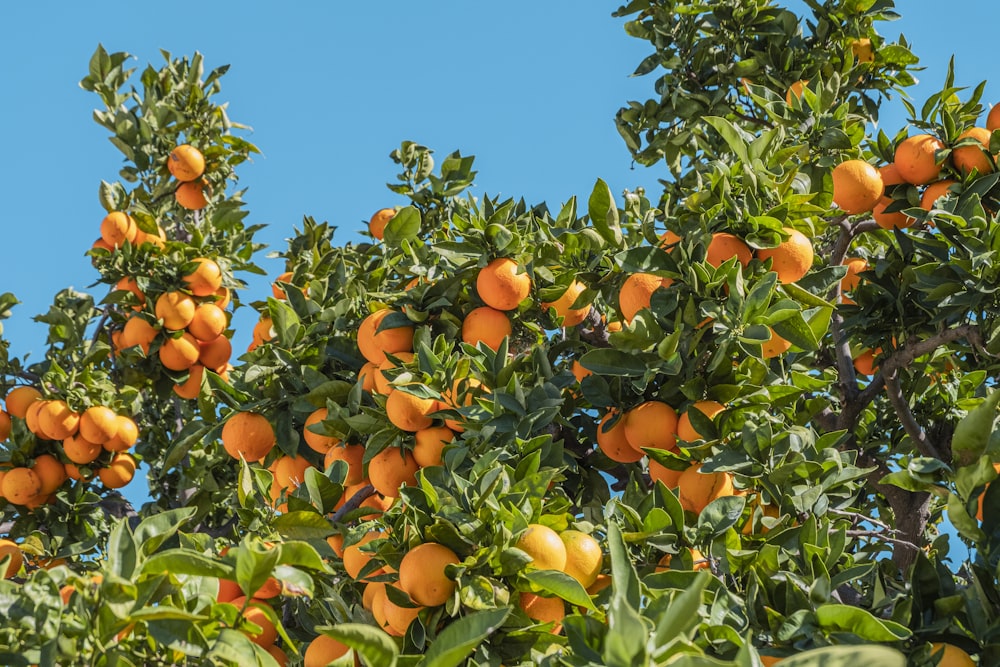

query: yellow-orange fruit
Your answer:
[303,408,340,453]
[412,426,455,468]
[462,306,512,350]
[477,258,531,311]
[619,273,673,323]
[920,180,958,211]
[785,79,808,104]
[596,412,644,463]
[100,212,138,247]
[304,634,351,667]
[359,361,378,393]
[542,280,591,327]
[266,644,288,667]
[198,335,232,371]
[623,401,679,452]
[952,127,994,176]
[382,586,423,635]
[706,232,752,268]
[831,160,884,214]
[323,443,365,485]
[367,447,419,498]
[648,459,686,489]
[840,257,867,304]
[374,352,415,395]
[175,180,208,210]
[63,433,103,465]
[32,454,66,494]
[98,453,137,489]
[676,400,725,442]
[221,412,276,462]
[755,228,813,284]
[560,530,602,588]
[158,332,201,371]
[386,390,436,432]
[357,309,414,365]
[115,276,146,310]
[851,38,874,62]
[5,386,41,419]
[894,134,945,185]
[0,540,23,579]
[183,258,223,297]
[571,360,592,384]
[656,548,709,572]
[38,400,80,440]
[104,415,138,452]
[173,364,205,400]
[231,596,277,647]
[187,303,227,341]
[342,531,384,580]
[399,542,460,606]
[516,524,567,571]
[0,411,9,442]
[677,464,735,513]
[155,291,197,331]
[761,328,792,359]
[880,162,905,186]
[2,467,41,505]
[167,144,205,182]
[271,454,312,490]
[853,348,879,377]
[121,315,159,354]
[928,643,975,667]
[519,592,565,631]
[368,208,396,241]
[79,406,118,444]
[873,196,913,230]
[24,400,48,438]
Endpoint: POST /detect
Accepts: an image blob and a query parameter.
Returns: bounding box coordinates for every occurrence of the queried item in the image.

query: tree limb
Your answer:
[330,484,376,523]
[882,365,943,459]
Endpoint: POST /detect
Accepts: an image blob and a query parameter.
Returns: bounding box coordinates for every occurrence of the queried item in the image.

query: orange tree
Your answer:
[0,1,999,665]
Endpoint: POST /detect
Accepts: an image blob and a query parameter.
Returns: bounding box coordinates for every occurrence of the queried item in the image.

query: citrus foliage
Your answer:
[0,1,998,665]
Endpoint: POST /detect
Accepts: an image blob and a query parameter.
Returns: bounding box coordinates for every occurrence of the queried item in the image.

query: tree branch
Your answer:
[330,484,376,523]
[579,307,612,348]
[882,366,942,459]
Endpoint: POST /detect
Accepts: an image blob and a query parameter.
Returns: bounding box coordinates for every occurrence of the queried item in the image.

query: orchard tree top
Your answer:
[0,1,998,665]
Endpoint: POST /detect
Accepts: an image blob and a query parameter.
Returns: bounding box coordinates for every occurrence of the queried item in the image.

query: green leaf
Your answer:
[580,349,655,377]
[134,507,197,556]
[771,645,906,667]
[524,570,596,611]
[703,117,750,164]
[419,607,510,667]
[813,604,911,641]
[951,390,1000,467]
[272,512,334,541]
[607,523,640,609]
[384,206,421,244]
[651,570,709,652]
[140,550,233,579]
[587,179,623,245]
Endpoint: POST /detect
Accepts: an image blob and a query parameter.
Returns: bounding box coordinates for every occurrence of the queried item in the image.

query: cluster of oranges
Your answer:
[93,211,166,254]
[168,144,210,211]
[0,386,139,507]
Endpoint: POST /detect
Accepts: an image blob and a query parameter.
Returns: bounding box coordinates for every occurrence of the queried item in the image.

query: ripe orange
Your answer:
[175,180,208,210]
[98,453,137,489]
[115,276,146,311]
[761,329,792,359]
[988,106,1000,132]
[840,257,867,304]
[676,400,725,442]
[439,377,486,433]
[2,467,41,505]
[412,426,455,468]
[271,454,312,489]
[33,454,66,494]
[542,280,591,327]
[187,303,227,341]
[920,180,958,211]
[342,530,384,580]
[516,524,567,571]
[173,364,205,400]
[619,273,673,323]
[560,530,602,588]
[374,351,415,395]
[158,332,201,371]
[198,334,232,370]
[104,415,138,452]
[323,443,365,485]
[5,386,41,419]
[304,634,351,667]
[214,286,232,310]
[358,361,378,392]
[399,542,460,606]
[369,208,396,240]
[0,540,23,579]
[879,163,905,186]
[623,401,679,452]
[121,315,159,354]
[706,232,752,268]
[367,447,419,498]
[183,258,223,297]
[155,292,196,331]
[230,596,277,647]
[92,236,114,253]
[853,348,879,376]
[303,408,340,453]
[519,592,565,631]
[79,406,118,444]
[357,309,414,365]
[63,433,103,464]
[571,360,592,384]
[894,134,945,185]
[648,459,685,489]
[928,643,975,667]
[38,400,80,441]
[596,412,644,463]
[100,212,138,247]
[461,306,512,350]
[756,228,813,284]
[873,196,913,230]
[831,160,884,214]
[477,258,531,311]
[656,548,709,572]
[266,645,288,667]
[851,38,874,62]
[385,389,436,432]
[221,412,276,462]
[952,127,994,176]
[677,464,735,513]
[0,410,8,441]
[167,144,205,182]
[382,587,423,636]
[24,400,48,438]
[785,79,808,104]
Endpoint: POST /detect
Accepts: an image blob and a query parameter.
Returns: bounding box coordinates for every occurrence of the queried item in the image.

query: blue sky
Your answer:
[0,2,996,516]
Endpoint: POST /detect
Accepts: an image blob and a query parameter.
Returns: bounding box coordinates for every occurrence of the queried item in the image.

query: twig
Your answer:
[579,308,612,348]
[330,485,376,523]
[882,366,942,460]
[844,529,921,551]
[827,507,894,533]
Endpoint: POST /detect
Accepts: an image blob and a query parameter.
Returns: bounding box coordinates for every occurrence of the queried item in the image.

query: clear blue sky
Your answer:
[0,3,996,519]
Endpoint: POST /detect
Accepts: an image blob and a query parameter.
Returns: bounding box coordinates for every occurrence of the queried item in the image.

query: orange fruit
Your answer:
[155,292,196,331]
[303,634,351,667]
[656,548,709,572]
[677,464,735,513]
[831,160,884,214]
[183,258,223,297]
[761,329,792,359]
[851,38,874,63]
[323,443,365,485]
[100,212,138,247]
[676,400,725,442]
[357,309,414,365]
[619,273,673,323]
[840,257,867,304]
[784,79,808,104]
[359,361,378,393]
[623,401,679,452]
[952,127,994,176]
[266,644,288,667]
[104,415,138,452]
[879,163,905,186]
[363,578,386,610]
[571,360,592,384]
[476,258,531,311]
[198,334,232,370]
[216,578,242,603]
[5,386,41,419]
[115,276,146,310]
[853,348,879,376]
[367,447,419,498]
[596,412,644,463]
[706,232,752,268]
[516,524,567,571]
[756,228,813,284]
[385,390,436,432]
[158,332,201,371]
[369,208,396,240]
[271,454,312,489]
[79,406,119,444]
[342,530,384,580]
[187,303,227,341]
[648,459,685,489]
[32,454,66,494]
[2,467,41,505]
[121,315,159,354]
[382,586,423,635]
[175,180,208,209]
[0,540,23,579]
[63,433,103,464]
[214,286,232,310]
[221,412,276,462]
[988,106,1000,132]
[374,351,415,395]
[412,426,455,468]
[742,498,781,535]
[439,377,486,433]
[399,542,460,606]
[38,400,80,440]
[167,144,205,182]
[559,530,602,588]
[303,408,340,453]
[92,236,114,253]
[231,596,277,647]
[928,643,975,667]
[98,453,137,489]
[519,592,565,631]
[461,306,512,350]
[0,410,9,441]
[920,180,958,211]
[173,364,205,400]
[894,134,945,185]
[24,400,48,438]
[542,280,591,327]
[270,271,298,300]
[873,196,913,230]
